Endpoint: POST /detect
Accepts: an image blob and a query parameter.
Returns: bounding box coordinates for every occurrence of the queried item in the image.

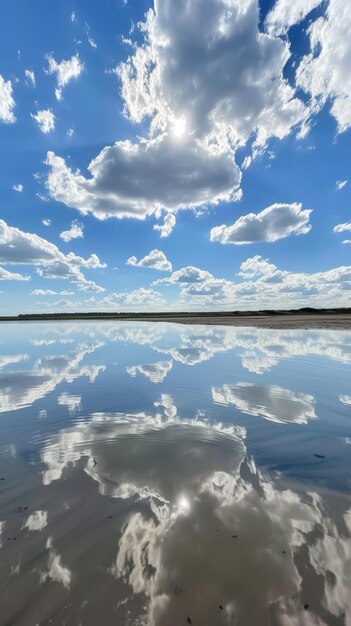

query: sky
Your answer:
[0,0,350,315]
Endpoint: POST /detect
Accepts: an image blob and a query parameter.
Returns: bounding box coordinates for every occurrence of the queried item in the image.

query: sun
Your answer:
[172,116,186,138]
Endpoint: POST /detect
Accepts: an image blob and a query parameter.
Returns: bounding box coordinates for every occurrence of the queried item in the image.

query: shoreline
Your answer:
[1,312,351,329]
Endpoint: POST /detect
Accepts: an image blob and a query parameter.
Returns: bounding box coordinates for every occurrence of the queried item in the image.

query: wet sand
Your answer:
[2,313,351,329]
[140,313,351,330]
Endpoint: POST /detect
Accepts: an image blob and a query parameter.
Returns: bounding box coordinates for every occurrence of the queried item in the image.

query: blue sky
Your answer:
[0,0,350,314]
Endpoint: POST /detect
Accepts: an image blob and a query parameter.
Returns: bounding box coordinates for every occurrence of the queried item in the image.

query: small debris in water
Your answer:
[13,537,17,541]
[314,454,325,459]
[232,535,238,539]
[187,618,192,624]
[219,605,223,610]
[108,515,112,519]
[304,604,309,610]
[282,550,286,554]
[0,477,5,480]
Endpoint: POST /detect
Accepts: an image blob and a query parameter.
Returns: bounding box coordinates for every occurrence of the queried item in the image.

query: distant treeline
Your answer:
[0,307,350,322]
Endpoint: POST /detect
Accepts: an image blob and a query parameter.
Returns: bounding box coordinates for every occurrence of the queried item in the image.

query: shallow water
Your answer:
[0,321,350,626]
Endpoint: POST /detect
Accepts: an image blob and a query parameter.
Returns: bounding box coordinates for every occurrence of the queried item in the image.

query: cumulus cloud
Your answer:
[336,179,347,190]
[118,0,305,148]
[45,53,83,100]
[265,0,323,35]
[44,0,312,227]
[12,183,23,192]
[153,213,176,238]
[212,382,317,425]
[31,289,57,296]
[24,69,36,86]
[31,108,55,134]
[154,265,214,286]
[127,249,172,272]
[0,266,29,281]
[127,360,173,384]
[45,138,241,220]
[210,203,312,245]
[296,0,351,133]
[0,340,105,413]
[0,74,16,123]
[42,218,51,226]
[100,287,166,311]
[150,253,351,310]
[0,219,105,292]
[60,220,84,242]
[238,255,278,278]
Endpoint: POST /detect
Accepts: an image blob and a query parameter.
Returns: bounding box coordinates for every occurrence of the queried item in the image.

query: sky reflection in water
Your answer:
[0,321,350,626]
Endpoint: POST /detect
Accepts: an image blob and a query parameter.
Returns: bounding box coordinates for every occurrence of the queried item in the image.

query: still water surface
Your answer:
[0,321,350,625]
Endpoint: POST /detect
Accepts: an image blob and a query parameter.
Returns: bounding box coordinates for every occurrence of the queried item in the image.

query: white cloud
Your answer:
[42,218,51,226]
[67,127,74,137]
[149,253,351,310]
[0,520,5,549]
[127,360,172,384]
[12,184,23,192]
[23,510,47,532]
[0,266,29,281]
[0,354,28,369]
[100,287,166,311]
[118,0,305,149]
[88,37,97,49]
[265,0,323,35]
[210,203,312,245]
[60,220,84,242]
[30,290,75,296]
[154,265,214,286]
[0,74,16,123]
[334,223,351,234]
[46,53,83,100]
[71,11,77,23]
[31,108,55,134]
[0,340,104,414]
[336,179,347,190]
[238,255,278,278]
[212,382,317,425]
[44,0,311,227]
[296,0,351,134]
[40,538,72,589]
[153,213,176,238]
[0,219,105,292]
[24,69,36,86]
[57,392,82,413]
[127,249,172,272]
[45,138,241,220]
[340,395,351,405]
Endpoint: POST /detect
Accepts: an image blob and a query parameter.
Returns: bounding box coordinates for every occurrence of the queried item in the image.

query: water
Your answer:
[0,321,350,626]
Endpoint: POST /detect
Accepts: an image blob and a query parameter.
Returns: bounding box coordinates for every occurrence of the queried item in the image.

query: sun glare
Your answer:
[172,116,186,138]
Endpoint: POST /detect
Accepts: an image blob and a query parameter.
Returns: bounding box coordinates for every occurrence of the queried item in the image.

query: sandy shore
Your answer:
[141,314,351,329]
[2,313,351,329]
